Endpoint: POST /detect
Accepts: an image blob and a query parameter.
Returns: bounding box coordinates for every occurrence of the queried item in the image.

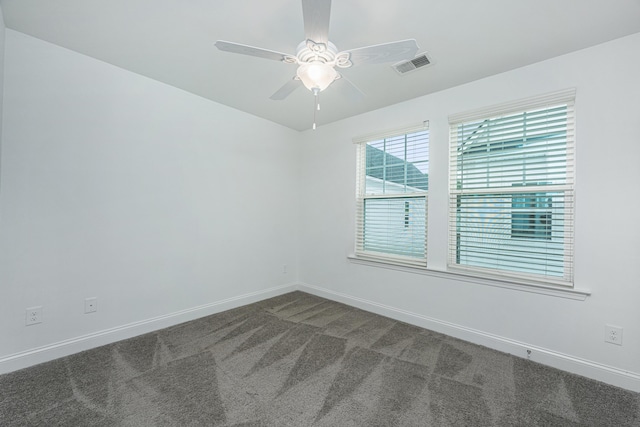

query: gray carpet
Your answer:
[1,291,639,426]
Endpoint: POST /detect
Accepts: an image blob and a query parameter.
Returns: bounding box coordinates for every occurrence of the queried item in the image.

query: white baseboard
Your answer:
[297,282,640,393]
[0,283,297,375]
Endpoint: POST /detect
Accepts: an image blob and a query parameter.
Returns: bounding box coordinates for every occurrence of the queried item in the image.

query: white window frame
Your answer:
[448,89,576,287]
[354,122,429,267]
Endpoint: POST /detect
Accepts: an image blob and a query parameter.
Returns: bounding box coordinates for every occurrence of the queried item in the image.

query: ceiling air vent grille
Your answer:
[392,53,432,75]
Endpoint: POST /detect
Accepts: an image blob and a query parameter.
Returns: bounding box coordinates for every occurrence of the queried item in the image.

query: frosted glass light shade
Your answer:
[296,61,338,92]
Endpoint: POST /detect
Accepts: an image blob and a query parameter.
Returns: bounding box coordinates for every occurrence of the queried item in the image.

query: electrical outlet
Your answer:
[283,264,288,274]
[85,297,98,314]
[605,325,623,346]
[26,306,43,326]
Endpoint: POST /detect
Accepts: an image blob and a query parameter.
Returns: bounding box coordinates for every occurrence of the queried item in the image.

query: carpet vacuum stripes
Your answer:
[1,291,639,426]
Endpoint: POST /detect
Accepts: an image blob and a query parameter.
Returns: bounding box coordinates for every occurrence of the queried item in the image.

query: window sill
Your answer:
[347,255,590,301]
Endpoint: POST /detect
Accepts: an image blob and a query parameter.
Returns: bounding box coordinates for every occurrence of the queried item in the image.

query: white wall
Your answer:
[0,30,300,367]
[299,33,640,390]
[0,5,5,153]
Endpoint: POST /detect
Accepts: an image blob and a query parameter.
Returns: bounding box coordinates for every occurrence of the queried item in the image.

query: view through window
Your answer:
[355,124,429,267]
[448,90,576,285]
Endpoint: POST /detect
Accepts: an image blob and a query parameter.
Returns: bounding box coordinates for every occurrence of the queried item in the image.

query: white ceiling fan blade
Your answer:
[215,40,293,62]
[343,39,419,67]
[270,78,301,100]
[335,74,365,102]
[302,0,331,44]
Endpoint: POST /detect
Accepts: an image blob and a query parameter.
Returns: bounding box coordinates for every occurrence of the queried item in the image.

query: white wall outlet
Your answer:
[604,325,623,345]
[26,306,43,326]
[283,264,288,274]
[85,297,98,314]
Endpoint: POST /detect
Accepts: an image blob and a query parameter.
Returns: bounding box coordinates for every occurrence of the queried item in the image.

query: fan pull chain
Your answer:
[312,88,320,130]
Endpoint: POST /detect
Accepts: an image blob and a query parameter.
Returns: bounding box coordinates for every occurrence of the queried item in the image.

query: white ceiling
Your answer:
[2,0,640,131]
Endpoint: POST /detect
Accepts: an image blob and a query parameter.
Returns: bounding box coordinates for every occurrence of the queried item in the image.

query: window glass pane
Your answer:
[365,130,429,195]
[455,191,567,277]
[363,197,426,258]
[407,161,429,190]
[456,107,569,190]
[511,191,553,240]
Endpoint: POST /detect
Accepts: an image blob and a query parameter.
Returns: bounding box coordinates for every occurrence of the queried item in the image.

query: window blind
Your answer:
[354,123,429,267]
[448,90,575,285]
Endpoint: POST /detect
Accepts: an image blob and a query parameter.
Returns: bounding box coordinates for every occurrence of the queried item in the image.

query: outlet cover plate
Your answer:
[26,306,43,326]
[605,325,623,345]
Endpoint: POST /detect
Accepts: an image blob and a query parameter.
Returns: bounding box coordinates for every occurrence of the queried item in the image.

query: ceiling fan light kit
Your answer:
[296,60,337,92]
[215,0,419,129]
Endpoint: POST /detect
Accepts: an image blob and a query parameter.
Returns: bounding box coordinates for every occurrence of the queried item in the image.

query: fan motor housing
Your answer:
[296,40,337,63]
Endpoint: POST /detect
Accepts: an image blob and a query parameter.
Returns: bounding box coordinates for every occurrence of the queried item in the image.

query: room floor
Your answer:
[1,291,639,426]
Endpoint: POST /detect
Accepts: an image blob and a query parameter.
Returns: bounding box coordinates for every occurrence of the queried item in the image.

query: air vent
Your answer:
[392,53,432,75]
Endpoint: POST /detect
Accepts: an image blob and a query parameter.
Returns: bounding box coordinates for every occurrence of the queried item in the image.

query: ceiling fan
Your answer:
[215,0,419,129]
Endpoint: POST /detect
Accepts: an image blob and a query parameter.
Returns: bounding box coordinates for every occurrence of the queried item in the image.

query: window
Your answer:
[448,90,575,285]
[354,123,429,267]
